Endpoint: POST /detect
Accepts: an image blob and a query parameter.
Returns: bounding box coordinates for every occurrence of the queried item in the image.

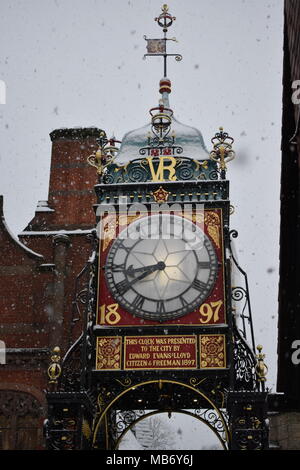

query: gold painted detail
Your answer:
[255,345,268,386]
[47,346,62,386]
[189,377,207,388]
[101,219,117,252]
[87,131,120,176]
[147,156,177,181]
[200,335,226,369]
[96,337,122,370]
[109,156,209,184]
[152,186,170,203]
[115,377,132,388]
[209,127,235,172]
[205,211,221,248]
[82,419,92,440]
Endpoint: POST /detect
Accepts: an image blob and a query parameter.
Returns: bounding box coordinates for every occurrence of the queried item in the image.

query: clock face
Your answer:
[104,214,219,321]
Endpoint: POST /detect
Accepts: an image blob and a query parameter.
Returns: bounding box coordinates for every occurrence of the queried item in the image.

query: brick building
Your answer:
[0,128,102,449]
[268,0,300,450]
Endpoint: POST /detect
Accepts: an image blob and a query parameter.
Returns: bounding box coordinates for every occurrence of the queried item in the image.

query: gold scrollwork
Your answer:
[205,211,221,249]
[115,378,132,388]
[189,377,207,388]
[97,389,112,413]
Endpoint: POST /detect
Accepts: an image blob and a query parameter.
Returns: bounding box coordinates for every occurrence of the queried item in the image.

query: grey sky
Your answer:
[0,0,283,392]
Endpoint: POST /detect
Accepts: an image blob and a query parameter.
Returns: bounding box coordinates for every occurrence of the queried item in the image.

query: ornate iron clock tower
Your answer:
[45,5,269,451]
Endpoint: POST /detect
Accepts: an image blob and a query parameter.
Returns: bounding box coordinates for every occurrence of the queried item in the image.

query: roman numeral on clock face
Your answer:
[156,300,166,315]
[110,263,126,273]
[192,279,207,291]
[115,278,131,295]
[180,296,188,307]
[197,261,211,269]
[132,294,145,310]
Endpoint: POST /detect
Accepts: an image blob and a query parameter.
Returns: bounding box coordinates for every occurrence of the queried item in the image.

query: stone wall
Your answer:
[269,412,300,450]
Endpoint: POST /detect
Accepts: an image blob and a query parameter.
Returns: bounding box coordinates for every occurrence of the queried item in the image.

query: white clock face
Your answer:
[104,214,218,321]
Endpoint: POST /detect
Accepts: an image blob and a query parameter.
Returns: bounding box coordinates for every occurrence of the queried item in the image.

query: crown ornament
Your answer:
[209,127,236,179]
[87,131,120,178]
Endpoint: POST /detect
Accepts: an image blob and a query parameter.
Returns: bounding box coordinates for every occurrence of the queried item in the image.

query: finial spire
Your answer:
[143,4,182,78]
[209,127,236,179]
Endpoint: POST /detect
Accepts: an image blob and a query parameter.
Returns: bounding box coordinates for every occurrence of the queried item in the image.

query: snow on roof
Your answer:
[35,200,54,213]
[0,210,43,259]
[20,229,93,236]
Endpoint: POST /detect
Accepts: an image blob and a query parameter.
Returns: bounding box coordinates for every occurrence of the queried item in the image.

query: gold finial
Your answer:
[87,131,120,178]
[255,345,268,391]
[209,127,235,179]
[47,346,62,388]
[162,4,169,12]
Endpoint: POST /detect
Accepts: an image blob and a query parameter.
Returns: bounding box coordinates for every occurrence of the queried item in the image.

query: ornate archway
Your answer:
[116,410,226,450]
[92,379,229,450]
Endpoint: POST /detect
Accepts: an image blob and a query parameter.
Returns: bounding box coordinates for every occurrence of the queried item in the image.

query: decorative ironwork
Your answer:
[255,345,268,392]
[87,130,120,180]
[60,240,98,392]
[92,378,230,448]
[44,415,78,451]
[102,156,215,184]
[209,127,235,179]
[60,337,83,392]
[228,229,258,390]
[110,407,229,450]
[47,347,62,389]
[229,229,256,352]
[103,405,229,450]
[227,391,269,450]
[108,409,147,448]
[233,327,257,391]
[194,408,228,447]
[143,4,182,78]
[139,103,182,157]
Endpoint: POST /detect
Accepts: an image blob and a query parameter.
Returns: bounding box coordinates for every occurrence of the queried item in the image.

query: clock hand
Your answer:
[116,262,166,295]
[126,261,165,277]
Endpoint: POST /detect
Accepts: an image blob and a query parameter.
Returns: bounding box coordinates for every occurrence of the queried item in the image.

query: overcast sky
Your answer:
[0,0,283,424]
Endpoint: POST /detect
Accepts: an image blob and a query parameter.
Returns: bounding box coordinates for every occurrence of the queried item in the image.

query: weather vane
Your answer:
[143,4,182,78]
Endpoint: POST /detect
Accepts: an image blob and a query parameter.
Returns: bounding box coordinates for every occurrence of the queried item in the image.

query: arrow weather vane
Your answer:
[143,4,182,78]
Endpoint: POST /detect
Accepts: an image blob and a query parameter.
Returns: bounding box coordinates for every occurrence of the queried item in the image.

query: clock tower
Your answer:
[45,5,269,451]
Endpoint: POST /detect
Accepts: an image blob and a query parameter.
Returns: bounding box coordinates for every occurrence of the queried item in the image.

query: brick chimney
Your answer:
[23,127,104,232]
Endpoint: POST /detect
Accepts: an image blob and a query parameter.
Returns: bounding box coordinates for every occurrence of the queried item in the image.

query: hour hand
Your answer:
[126,262,165,277]
[115,262,166,295]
